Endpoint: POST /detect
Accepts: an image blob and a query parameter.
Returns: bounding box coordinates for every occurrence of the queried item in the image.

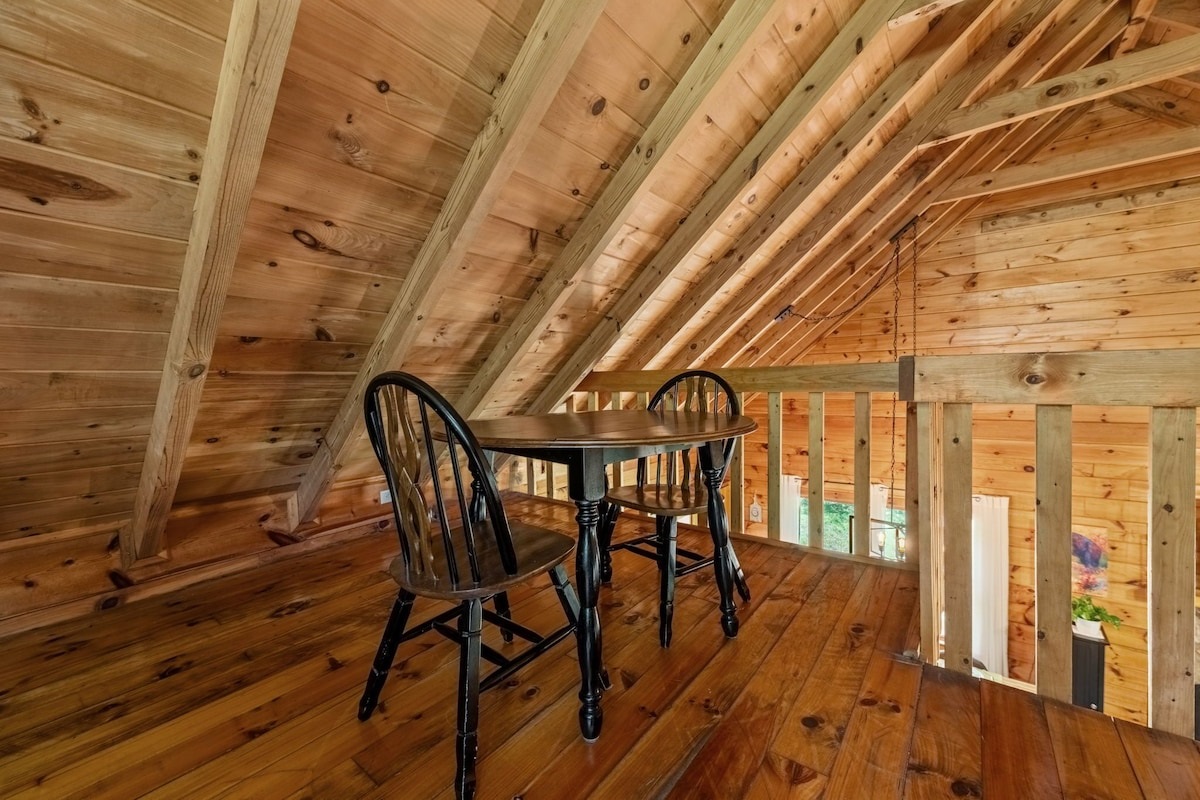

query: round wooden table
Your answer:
[467,408,757,741]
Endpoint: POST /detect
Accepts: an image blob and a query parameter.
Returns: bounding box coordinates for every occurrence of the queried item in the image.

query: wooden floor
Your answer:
[2,497,1199,799]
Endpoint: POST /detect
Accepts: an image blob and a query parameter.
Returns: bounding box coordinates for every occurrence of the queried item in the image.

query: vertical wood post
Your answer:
[525,458,536,496]
[610,392,623,489]
[808,392,825,550]
[1148,406,1197,736]
[915,401,942,663]
[767,391,783,541]
[1035,405,1073,702]
[905,402,919,566]
[942,402,973,674]
[730,395,745,536]
[854,391,872,557]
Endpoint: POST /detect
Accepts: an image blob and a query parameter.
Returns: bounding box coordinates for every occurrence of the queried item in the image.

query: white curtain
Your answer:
[869,483,889,552]
[972,494,1010,676]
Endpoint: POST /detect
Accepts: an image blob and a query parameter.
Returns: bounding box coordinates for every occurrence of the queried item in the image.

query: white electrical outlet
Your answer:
[379,488,392,504]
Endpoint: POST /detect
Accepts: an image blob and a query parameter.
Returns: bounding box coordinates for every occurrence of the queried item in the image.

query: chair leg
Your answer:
[729,543,751,602]
[493,591,514,643]
[598,500,621,583]
[358,589,414,721]
[456,598,484,800]
[657,515,678,648]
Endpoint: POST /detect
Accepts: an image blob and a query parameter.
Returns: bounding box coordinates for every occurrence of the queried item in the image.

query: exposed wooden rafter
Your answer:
[454,0,788,418]
[524,0,934,415]
[286,0,607,528]
[658,0,1074,372]
[889,0,974,29]
[123,0,300,566]
[1113,0,1160,55]
[925,32,1200,146]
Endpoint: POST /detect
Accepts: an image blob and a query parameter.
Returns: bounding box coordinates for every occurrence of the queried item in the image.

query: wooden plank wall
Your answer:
[786,104,1200,726]
[0,0,232,539]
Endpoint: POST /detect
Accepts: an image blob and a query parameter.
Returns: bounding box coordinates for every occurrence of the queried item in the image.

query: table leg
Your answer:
[569,452,606,741]
[701,448,739,638]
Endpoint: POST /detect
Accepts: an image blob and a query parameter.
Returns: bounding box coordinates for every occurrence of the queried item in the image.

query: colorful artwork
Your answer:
[1071,525,1108,595]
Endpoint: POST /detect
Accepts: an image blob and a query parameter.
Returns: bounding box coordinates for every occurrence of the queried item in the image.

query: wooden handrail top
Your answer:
[579,363,900,394]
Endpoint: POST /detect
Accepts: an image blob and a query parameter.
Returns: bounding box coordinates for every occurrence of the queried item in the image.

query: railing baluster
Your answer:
[730,391,745,536]
[853,391,871,557]
[610,392,623,488]
[767,391,782,541]
[914,401,941,663]
[1148,406,1197,736]
[1035,404,1073,702]
[808,392,824,550]
[942,402,973,674]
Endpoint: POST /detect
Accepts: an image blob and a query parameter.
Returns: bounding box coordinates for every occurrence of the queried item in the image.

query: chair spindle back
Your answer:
[638,370,740,492]
[364,372,517,588]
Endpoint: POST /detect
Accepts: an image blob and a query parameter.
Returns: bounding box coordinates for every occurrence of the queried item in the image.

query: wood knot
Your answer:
[187,363,206,378]
[1024,373,1045,385]
[800,715,822,729]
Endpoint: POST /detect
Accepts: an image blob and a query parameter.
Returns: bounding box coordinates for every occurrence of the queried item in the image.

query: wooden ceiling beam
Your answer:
[611,0,1006,376]
[1113,0,1160,56]
[521,0,927,415]
[889,0,974,29]
[719,3,1128,368]
[453,0,787,419]
[1110,85,1200,127]
[286,0,607,528]
[661,0,1077,372]
[768,107,1092,366]
[122,0,299,566]
[927,31,1200,146]
[940,124,1200,203]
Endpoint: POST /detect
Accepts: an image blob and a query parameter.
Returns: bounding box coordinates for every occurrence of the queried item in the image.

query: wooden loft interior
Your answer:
[5,0,1200,791]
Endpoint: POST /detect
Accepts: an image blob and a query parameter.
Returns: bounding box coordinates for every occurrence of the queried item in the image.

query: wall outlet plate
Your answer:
[379,488,392,504]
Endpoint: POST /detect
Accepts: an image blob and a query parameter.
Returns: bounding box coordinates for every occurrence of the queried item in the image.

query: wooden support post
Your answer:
[905,402,919,566]
[915,402,943,663]
[854,392,872,557]
[525,458,536,496]
[808,392,825,550]
[942,402,973,674]
[610,392,623,489]
[1148,406,1197,736]
[124,0,300,565]
[1035,405,1073,703]
[730,391,746,536]
[767,392,783,541]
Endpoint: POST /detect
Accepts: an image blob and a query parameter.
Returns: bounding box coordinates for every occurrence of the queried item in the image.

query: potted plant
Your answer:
[1072,595,1121,637]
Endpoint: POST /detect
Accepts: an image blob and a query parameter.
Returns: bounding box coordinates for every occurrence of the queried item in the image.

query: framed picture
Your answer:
[1071,524,1109,595]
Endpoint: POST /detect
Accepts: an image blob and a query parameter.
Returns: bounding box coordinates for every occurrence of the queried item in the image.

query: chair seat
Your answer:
[605,483,709,517]
[389,519,575,600]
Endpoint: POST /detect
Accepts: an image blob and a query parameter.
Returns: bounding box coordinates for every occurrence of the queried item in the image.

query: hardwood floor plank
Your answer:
[664,559,857,800]
[903,664,982,800]
[3,498,1193,800]
[1116,716,1200,799]
[1045,700,1143,800]
[594,556,826,798]
[769,566,902,776]
[824,651,924,798]
[980,680,1065,799]
[439,546,795,800]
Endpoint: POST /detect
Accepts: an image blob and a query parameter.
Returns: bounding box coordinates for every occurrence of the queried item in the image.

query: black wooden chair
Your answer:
[597,370,750,646]
[358,372,580,800]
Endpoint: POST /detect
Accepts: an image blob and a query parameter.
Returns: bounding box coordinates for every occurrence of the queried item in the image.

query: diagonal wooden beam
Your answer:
[938,124,1200,202]
[453,0,787,418]
[925,31,1200,146]
[681,0,1118,371]
[1113,0,1160,55]
[123,0,300,566]
[1110,85,1200,127]
[521,0,933,415]
[651,0,1073,373]
[889,0,974,29]
[710,1,1128,368]
[767,106,1094,367]
[288,0,607,527]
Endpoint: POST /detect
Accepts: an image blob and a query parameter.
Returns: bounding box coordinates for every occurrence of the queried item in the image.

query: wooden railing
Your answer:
[508,350,1198,736]
[902,349,1198,737]
[573,364,911,565]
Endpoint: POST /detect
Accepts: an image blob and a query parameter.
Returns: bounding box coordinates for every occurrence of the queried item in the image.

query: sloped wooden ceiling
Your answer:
[3,0,1200,564]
